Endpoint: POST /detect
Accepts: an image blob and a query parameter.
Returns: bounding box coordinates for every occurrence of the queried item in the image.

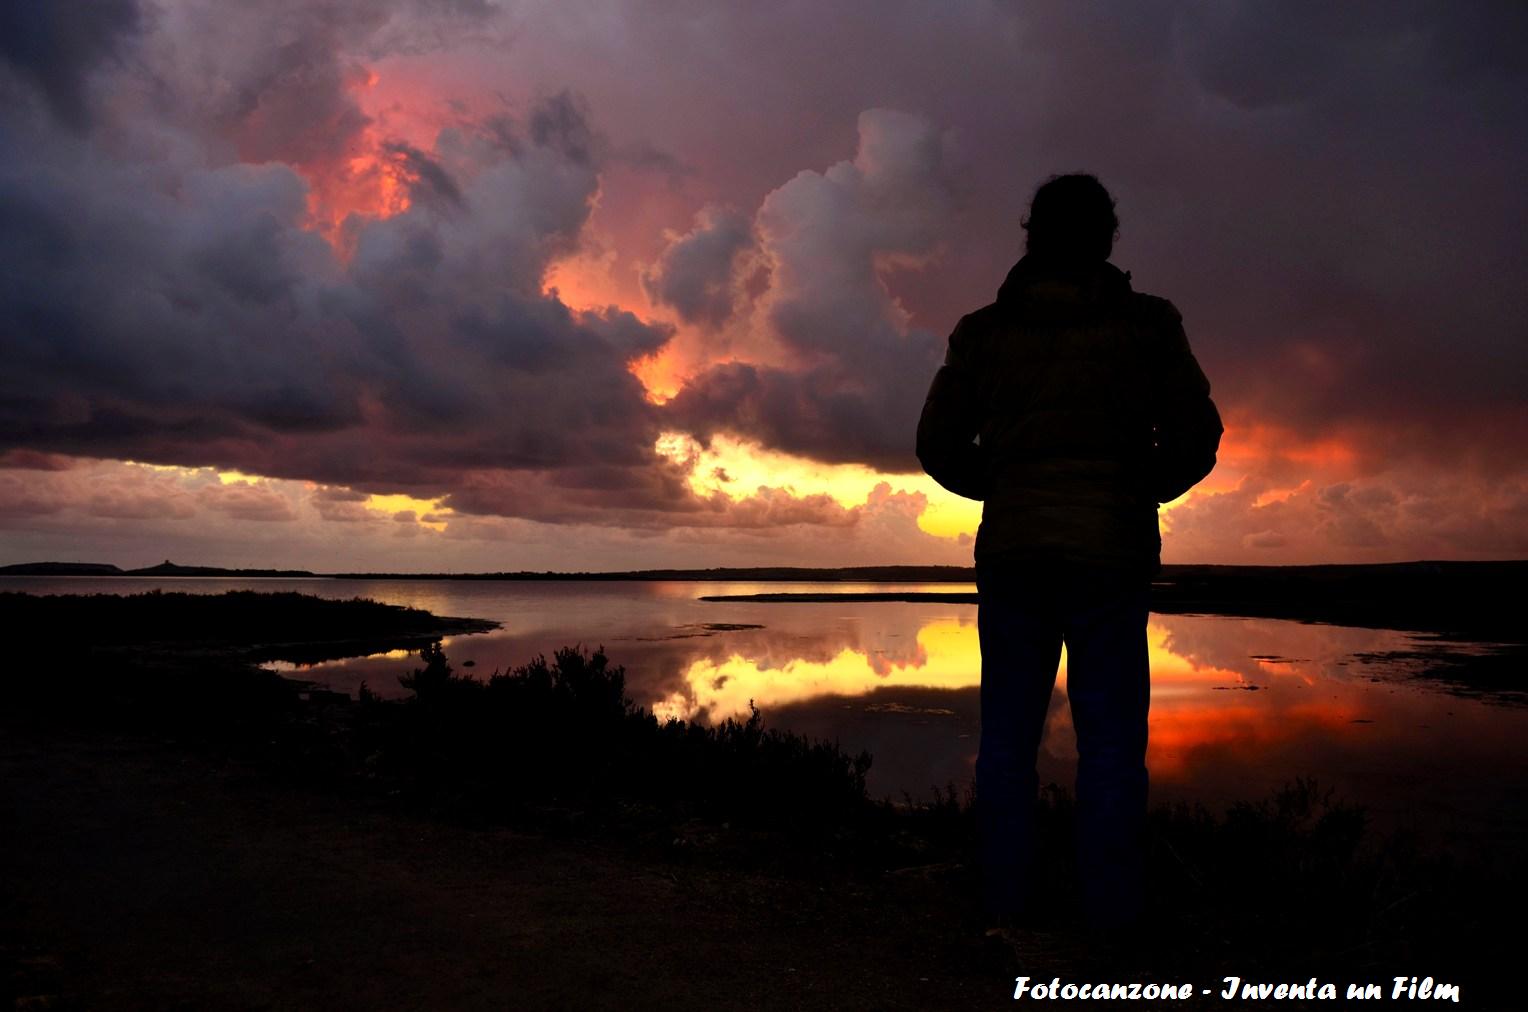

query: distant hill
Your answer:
[0,562,124,576]
[0,560,316,578]
[126,560,318,578]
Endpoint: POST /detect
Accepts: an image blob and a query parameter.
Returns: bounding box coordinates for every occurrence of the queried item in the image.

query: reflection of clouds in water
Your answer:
[1151,616,1416,687]
[650,612,1399,730]
[768,685,981,802]
[1142,617,1432,780]
[614,623,874,708]
[644,610,1528,837]
[250,581,1527,833]
[272,605,949,706]
[270,647,414,672]
[1133,617,1528,848]
[650,617,980,723]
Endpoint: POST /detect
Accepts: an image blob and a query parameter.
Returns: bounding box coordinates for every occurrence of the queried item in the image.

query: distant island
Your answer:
[0,559,320,578]
[0,560,981,581]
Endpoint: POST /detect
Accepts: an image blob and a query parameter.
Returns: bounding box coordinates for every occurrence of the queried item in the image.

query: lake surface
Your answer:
[8,576,1526,850]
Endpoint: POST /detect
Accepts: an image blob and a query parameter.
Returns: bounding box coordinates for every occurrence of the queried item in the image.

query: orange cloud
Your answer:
[304,147,412,249]
[1214,420,1365,482]
[628,346,687,404]
[283,68,431,253]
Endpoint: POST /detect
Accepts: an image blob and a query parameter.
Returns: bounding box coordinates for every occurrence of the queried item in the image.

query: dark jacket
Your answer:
[916,256,1222,576]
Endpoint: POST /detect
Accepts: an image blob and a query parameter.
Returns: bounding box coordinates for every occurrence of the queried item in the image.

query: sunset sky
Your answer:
[1,1,1525,571]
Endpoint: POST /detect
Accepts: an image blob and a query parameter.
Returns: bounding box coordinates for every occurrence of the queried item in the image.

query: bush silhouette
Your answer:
[378,643,873,833]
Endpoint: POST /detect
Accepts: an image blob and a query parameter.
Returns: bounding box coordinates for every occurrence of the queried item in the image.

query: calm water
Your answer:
[8,576,1526,848]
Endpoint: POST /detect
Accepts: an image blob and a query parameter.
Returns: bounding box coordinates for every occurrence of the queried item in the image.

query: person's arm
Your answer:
[917,314,988,501]
[1148,302,1222,503]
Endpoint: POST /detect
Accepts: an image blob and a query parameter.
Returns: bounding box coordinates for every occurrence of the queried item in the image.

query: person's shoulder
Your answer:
[1127,290,1183,327]
[954,301,1005,331]
[947,301,1003,352]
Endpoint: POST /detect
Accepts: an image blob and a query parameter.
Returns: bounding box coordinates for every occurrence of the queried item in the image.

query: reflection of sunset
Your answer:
[1143,700,1355,778]
[172,576,1524,822]
[651,615,979,721]
[1123,624,1366,778]
[1137,643,1356,778]
[651,613,1388,783]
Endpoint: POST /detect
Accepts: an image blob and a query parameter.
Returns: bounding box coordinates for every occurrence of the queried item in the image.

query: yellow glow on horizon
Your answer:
[364,492,450,531]
[652,430,980,540]
[121,460,197,474]
[123,460,278,489]
[217,470,264,485]
[684,433,889,506]
[917,493,982,539]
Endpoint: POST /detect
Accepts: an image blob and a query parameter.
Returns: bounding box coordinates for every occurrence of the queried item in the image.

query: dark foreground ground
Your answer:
[3,591,1518,1008]
[0,594,1038,1009]
[8,721,1504,1011]
[2,722,1023,1011]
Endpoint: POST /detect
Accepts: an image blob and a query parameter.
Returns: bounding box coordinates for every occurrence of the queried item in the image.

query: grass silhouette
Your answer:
[370,643,873,837]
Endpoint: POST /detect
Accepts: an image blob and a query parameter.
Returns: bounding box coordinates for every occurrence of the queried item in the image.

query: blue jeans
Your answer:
[975,564,1151,928]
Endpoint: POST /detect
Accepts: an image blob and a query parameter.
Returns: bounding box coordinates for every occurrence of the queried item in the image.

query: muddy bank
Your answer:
[3,589,498,666]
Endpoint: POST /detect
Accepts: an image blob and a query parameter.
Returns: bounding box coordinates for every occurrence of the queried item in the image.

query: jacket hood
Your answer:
[996,255,1132,311]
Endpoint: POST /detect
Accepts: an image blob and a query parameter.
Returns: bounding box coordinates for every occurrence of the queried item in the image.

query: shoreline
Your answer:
[7,560,1520,643]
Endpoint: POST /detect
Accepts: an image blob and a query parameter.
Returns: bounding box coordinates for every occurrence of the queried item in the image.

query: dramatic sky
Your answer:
[1,0,1525,571]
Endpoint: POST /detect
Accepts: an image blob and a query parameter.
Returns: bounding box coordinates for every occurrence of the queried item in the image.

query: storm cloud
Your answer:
[0,0,1524,567]
[640,206,754,330]
[0,2,686,525]
[0,0,141,128]
[664,108,952,472]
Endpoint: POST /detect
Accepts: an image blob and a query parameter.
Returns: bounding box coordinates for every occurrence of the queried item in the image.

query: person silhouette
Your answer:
[917,173,1221,936]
